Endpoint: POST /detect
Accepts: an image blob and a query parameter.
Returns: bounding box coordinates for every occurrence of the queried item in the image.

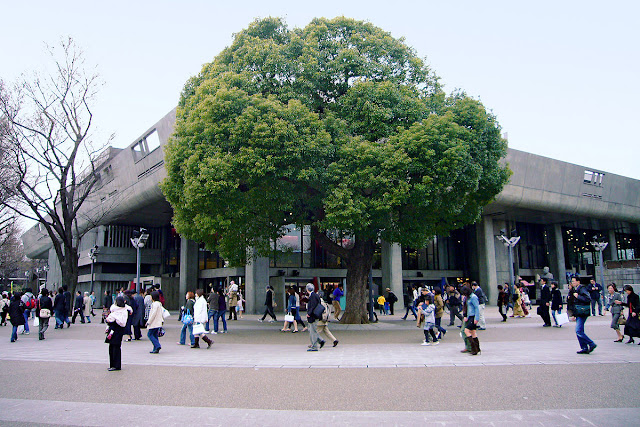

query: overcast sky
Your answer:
[3,1,639,179]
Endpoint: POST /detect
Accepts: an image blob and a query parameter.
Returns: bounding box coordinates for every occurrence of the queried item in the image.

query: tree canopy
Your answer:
[162,17,511,322]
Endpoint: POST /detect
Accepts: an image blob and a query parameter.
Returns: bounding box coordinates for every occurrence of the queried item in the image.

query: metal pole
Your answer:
[90,258,95,294]
[508,245,515,287]
[136,244,141,293]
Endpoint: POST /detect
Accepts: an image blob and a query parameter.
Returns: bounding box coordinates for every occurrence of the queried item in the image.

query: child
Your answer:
[236,293,244,319]
[419,295,439,346]
[377,295,386,315]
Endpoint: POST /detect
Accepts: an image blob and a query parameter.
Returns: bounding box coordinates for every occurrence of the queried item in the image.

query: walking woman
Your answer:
[37,288,53,340]
[511,286,525,318]
[105,296,132,371]
[192,289,214,348]
[146,291,164,353]
[550,281,563,327]
[461,286,481,355]
[178,291,195,346]
[604,284,625,342]
[433,288,447,338]
[8,292,25,343]
[497,285,508,322]
[621,285,640,344]
[571,275,597,354]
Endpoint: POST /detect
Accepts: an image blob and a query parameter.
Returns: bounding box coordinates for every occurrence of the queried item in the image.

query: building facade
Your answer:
[22,109,640,311]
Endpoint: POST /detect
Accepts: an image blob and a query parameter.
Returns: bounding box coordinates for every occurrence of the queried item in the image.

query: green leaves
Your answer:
[162,17,510,265]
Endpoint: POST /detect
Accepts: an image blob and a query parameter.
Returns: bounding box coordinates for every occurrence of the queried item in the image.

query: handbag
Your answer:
[33,316,39,327]
[39,308,51,318]
[192,322,206,335]
[573,304,591,317]
[284,313,294,322]
[158,327,165,337]
[182,312,194,325]
[162,308,171,319]
[619,312,627,326]
[556,311,570,326]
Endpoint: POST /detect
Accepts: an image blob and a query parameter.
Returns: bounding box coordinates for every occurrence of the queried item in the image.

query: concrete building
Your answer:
[22,109,640,311]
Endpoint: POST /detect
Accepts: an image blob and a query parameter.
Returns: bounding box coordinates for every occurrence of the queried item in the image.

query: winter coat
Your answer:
[146,301,164,329]
[193,296,208,324]
[9,298,26,326]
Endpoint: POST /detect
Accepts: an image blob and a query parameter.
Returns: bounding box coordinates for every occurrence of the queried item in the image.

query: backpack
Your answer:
[321,299,331,322]
[26,296,36,309]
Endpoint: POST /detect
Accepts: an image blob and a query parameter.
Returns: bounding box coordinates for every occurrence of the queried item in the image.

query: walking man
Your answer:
[589,279,603,316]
[471,282,487,330]
[539,278,552,327]
[259,285,277,323]
[305,283,323,351]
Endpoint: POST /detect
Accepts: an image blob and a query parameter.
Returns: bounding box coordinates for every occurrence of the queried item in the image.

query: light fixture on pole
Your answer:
[591,239,608,302]
[89,245,99,294]
[130,228,149,293]
[496,233,521,289]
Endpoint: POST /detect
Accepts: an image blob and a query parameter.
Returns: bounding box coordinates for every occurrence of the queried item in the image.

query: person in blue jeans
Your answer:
[572,276,597,354]
[178,292,195,346]
[213,288,228,334]
[146,291,163,354]
[9,292,26,342]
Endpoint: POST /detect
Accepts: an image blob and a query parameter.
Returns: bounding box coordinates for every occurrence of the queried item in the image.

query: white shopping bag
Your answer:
[33,316,39,327]
[192,322,206,335]
[284,314,294,322]
[556,312,570,326]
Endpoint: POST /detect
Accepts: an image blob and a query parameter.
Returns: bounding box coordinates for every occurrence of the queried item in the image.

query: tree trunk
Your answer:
[62,246,79,296]
[340,237,376,324]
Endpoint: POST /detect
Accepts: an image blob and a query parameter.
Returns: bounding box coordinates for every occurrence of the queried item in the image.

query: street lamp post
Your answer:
[591,240,608,303]
[89,246,99,294]
[130,228,149,293]
[496,234,521,289]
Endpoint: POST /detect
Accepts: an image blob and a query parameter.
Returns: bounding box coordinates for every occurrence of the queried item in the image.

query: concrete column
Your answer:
[179,238,198,298]
[553,224,567,286]
[245,253,270,314]
[476,216,498,305]
[608,229,618,261]
[381,241,404,302]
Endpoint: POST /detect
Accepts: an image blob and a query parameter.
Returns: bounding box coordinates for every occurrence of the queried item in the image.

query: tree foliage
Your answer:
[162,17,511,323]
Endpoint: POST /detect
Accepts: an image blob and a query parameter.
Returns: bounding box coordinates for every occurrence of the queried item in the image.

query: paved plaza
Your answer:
[0,307,638,426]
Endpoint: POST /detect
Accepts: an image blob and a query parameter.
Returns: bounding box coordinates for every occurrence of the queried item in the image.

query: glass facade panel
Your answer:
[516,222,549,269]
[402,228,468,271]
[616,232,640,260]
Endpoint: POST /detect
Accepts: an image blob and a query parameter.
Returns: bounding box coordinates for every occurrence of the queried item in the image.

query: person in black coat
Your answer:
[72,291,85,324]
[53,287,68,329]
[37,288,53,340]
[621,285,640,344]
[550,281,563,327]
[305,283,323,351]
[106,296,127,371]
[63,286,72,320]
[131,291,145,340]
[572,276,597,354]
[8,292,25,343]
[102,290,113,324]
[538,278,552,327]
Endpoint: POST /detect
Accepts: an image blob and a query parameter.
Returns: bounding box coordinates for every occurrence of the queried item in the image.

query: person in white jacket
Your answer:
[146,291,164,354]
[192,289,213,349]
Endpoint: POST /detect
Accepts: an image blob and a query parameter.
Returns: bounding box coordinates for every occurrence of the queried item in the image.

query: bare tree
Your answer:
[0,37,111,294]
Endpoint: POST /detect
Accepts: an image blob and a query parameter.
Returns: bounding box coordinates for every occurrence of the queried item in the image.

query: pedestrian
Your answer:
[227,281,238,321]
[192,289,214,348]
[566,281,576,319]
[461,286,481,355]
[589,279,604,316]
[419,294,439,346]
[282,287,297,332]
[305,283,323,351]
[213,288,228,334]
[71,291,85,324]
[53,287,66,329]
[538,278,552,327]
[258,285,277,323]
[385,288,398,315]
[447,285,464,326]
[36,288,53,340]
[102,290,113,324]
[105,296,132,371]
[621,285,640,344]
[236,291,244,319]
[571,275,597,354]
[315,298,338,348]
[178,291,195,346]
[401,285,418,320]
[471,282,487,330]
[433,288,447,339]
[62,286,72,325]
[132,289,145,340]
[207,284,219,332]
[123,290,134,341]
[377,294,386,315]
[9,292,26,342]
[83,292,92,323]
[332,284,344,321]
[497,285,508,322]
[511,286,525,318]
[0,292,9,326]
[145,291,164,353]
[550,281,563,327]
[20,288,36,334]
[89,291,96,317]
[604,283,624,342]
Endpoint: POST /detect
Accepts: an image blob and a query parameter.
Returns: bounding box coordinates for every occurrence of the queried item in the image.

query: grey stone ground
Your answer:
[0,307,638,425]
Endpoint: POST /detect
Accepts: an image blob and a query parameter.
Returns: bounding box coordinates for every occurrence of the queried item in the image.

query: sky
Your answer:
[2,0,639,179]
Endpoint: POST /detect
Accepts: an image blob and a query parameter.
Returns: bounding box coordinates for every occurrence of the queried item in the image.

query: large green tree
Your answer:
[162,17,511,323]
